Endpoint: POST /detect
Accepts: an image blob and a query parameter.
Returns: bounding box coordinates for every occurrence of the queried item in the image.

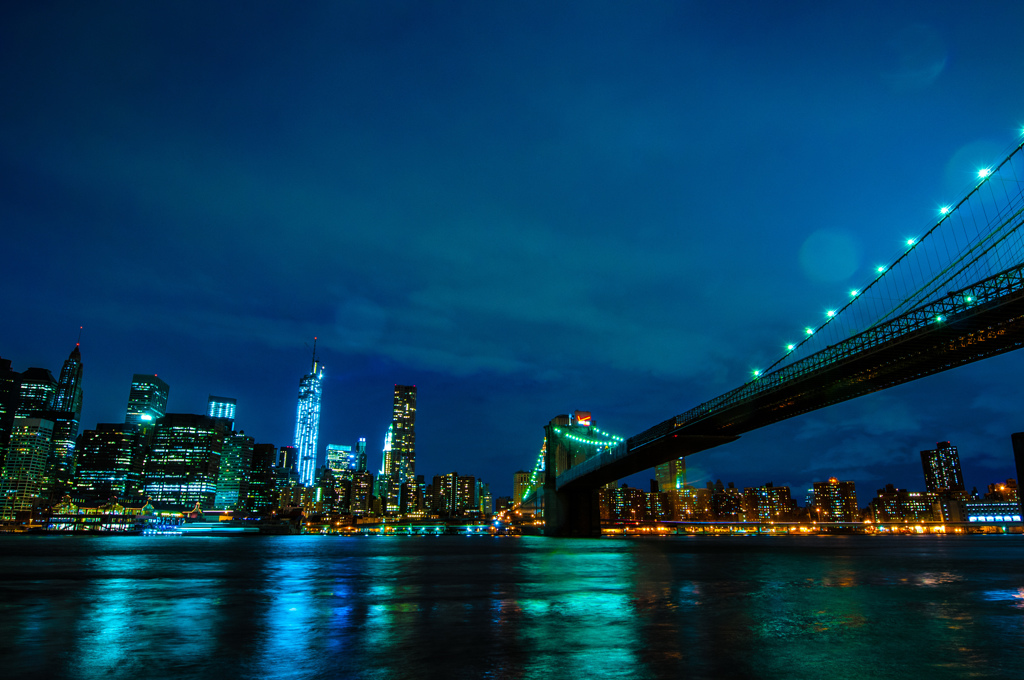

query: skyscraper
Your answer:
[0,358,20,464]
[125,374,170,428]
[0,417,54,522]
[920,441,966,493]
[390,385,417,512]
[15,367,57,418]
[655,457,686,492]
[145,413,223,509]
[74,423,144,501]
[48,344,84,496]
[207,395,237,423]
[214,430,254,509]
[293,341,323,486]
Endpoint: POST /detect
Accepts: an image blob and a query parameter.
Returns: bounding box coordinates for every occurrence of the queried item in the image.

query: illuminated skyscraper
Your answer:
[74,423,144,501]
[293,341,323,486]
[145,413,223,509]
[125,374,169,428]
[48,344,84,496]
[207,395,237,423]
[15,367,57,418]
[920,441,965,493]
[0,417,54,522]
[655,457,686,492]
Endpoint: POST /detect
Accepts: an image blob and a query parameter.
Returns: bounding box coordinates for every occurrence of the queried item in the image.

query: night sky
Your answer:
[4,2,1024,500]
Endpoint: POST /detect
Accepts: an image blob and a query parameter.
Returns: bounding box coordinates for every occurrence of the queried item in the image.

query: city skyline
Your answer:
[5,3,1024,498]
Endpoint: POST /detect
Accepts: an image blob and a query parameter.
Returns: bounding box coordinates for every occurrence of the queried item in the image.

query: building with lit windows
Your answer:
[655,457,686,492]
[207,395,237,424]
[811,477,859,522]
[920,441,965,493]
[327,444,355,475]
[0,417,54,522]
[47,345,84,498]
[743,482,798,522]
[0,358,20,461]
[869,484,941,523]
[247,443,278,513]
[15,367,57,418]
[74,423,144,501]
[145,413,223,509]
[125,374,169,429]
[293,346,323,487]
[381,385,417,513]
[513,470,530,506]
[214,431,254,509]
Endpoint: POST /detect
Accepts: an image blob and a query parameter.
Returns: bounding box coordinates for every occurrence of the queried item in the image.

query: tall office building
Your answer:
[383,385,416,513]
[207,395,237,423]
[377,424,396,510]
[74,423,144,501]
[293,342,323,486]
[125,374,170,428]
[48,345,84,496]
[15,367,57,418]
[513,470,530,506]
[655,457,686,492]
[354,437,367,472]
[145,413,223,509]
[214,431,254,509]
[0,417,54,522]
[0,358,20,463]
[921,441,966,493]
[247,443,279,513]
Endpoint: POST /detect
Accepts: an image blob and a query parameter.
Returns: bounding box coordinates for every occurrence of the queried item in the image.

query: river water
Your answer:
[1,534,1022,679]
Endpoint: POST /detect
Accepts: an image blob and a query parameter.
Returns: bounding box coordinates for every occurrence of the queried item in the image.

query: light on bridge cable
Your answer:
[850,290,859,297]
[978,168,991,178]
[805,327,814,336]
[786,343,795,351]
[906,238,916,247]
[752,370,761,378]
[876,265,886,273]
[826,310,836,318]
[940,206,950,215]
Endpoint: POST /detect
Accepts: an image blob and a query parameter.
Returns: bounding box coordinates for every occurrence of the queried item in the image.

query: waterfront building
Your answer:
[214,431,254,509]
[666,486,712,520]
[646,490,668,520]
[984,479,1018,503]
[293,344,323,487]
[431,472,456,515]
[710,480,744,521]
[869,484,941,523]
[513,470,530,506]
[145,413,223,509]
[605,484,646,522]
[206,395,237,424]
[456,475,476,514]
[743,482,798,522]
[920,441,965,493]
[73,423,144,501]
[962,500,1022,524]
[125,374,170,429]
[811,477,859,522]
[0,417,54,522]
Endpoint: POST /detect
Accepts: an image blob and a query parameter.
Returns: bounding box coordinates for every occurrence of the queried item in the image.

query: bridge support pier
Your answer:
[544,486,601,537]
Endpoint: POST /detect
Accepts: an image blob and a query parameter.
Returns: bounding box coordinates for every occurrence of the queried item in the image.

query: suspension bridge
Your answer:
[521,131,1024,536]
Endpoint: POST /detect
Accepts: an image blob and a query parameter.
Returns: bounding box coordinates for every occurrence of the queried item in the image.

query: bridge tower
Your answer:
[543,412,604,537]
